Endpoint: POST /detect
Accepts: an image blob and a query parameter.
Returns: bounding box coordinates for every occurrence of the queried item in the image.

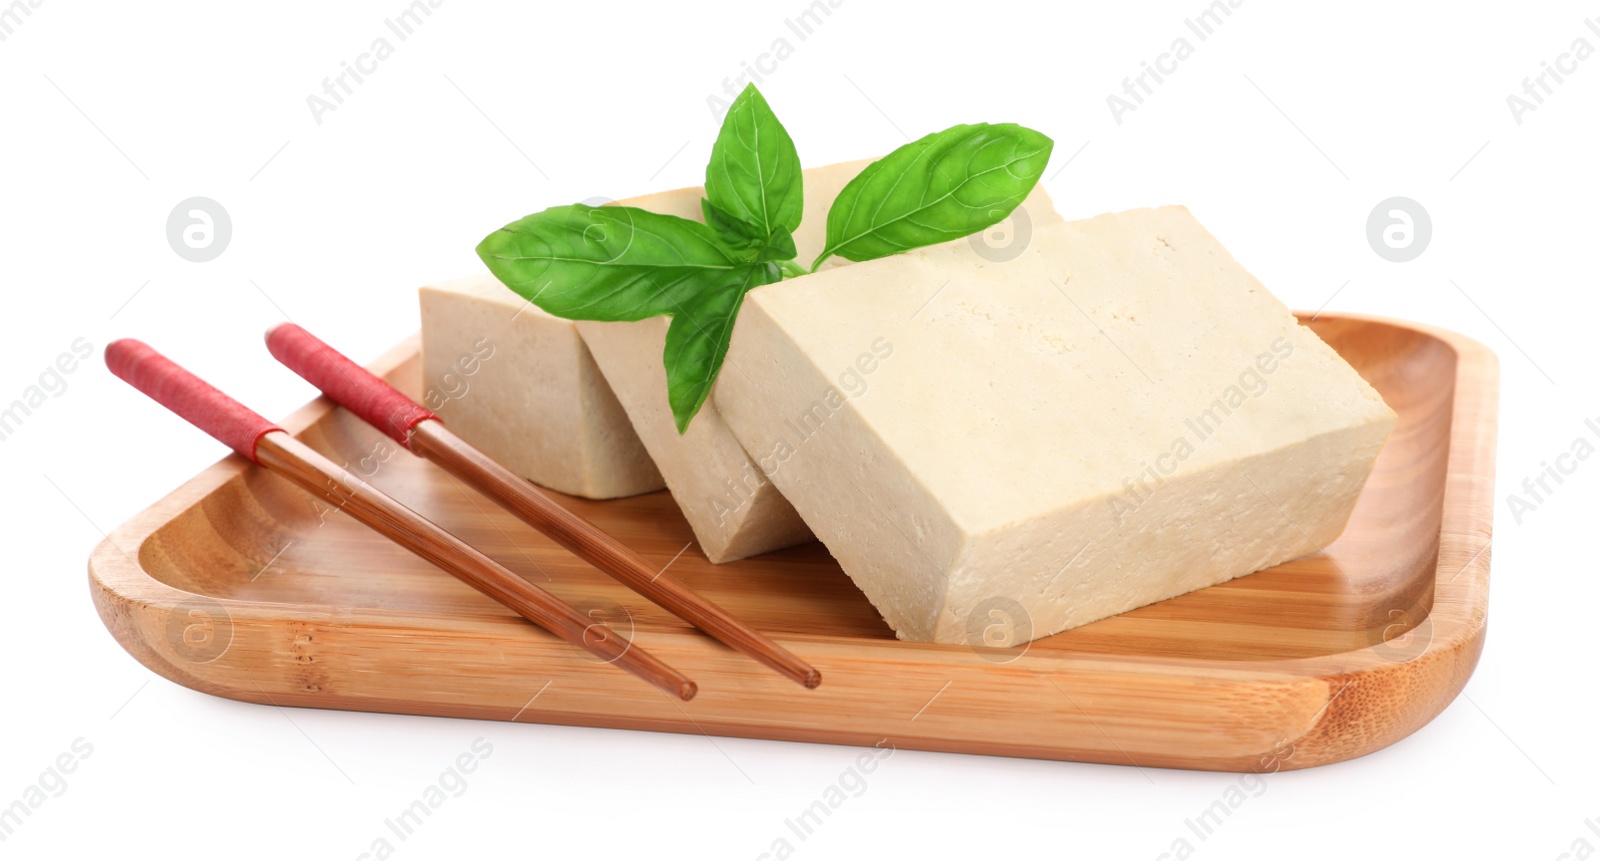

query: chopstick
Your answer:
[105,339,698,701]
[264,323,823,690]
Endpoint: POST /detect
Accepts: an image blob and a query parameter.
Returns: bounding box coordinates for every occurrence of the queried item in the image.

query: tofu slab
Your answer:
[713,206,1397,644]
[419,274,664,499]
[578,160,1062,562]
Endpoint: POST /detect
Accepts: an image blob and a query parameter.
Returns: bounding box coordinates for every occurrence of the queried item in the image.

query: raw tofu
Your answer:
[577,314,812,562]
[419,274,664,499]
[713,206,1397,645]
[577,160,1063,562]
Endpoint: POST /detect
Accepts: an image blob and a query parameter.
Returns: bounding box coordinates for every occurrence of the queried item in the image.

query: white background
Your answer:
[0,0,1594,858]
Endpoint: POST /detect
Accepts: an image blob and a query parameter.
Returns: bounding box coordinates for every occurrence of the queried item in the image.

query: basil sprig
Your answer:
[477,84,1053,433]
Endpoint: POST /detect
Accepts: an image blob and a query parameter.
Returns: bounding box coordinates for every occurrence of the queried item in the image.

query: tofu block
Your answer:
[419,274,664,499]
[577,314,812,562]
[713,206,1397,645]
[577,160,1063,562]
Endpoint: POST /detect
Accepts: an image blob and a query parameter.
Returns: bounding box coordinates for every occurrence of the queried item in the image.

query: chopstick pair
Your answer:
[107,328,821,700]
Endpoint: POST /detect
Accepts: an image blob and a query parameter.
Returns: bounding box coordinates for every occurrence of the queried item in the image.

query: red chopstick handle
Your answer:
[265,323,436,450]
[106,339,281,463]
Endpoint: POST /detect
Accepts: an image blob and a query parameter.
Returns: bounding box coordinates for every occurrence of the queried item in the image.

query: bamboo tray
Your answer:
[89,312,1497,772]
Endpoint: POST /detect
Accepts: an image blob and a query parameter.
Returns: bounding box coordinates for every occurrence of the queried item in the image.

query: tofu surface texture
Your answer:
[577,160,1062,563]
[419,274,664,500]
[713,205,1398,645]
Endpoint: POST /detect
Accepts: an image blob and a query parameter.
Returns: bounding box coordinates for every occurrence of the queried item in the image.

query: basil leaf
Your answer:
[701,198,766,250]
[750,226,798,264]
[702,199,798,264]
[663,262,779,433]
[705,84,803,242]
[813,123,1053,269]
[476,204,745,321]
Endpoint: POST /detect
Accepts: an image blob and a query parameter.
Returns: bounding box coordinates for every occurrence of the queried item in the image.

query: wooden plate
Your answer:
[89,313,1497,772]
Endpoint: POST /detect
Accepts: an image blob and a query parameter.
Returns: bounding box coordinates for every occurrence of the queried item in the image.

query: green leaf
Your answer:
[813,123,1053,270]
[476,204,746,321]
[701,197,767,250]
[663,262,779,433]
[748,226,798,263]
[705,84,803,242]
[702,198,798,264]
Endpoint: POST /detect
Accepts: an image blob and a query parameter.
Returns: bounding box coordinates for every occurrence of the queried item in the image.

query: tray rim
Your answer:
[88,311,1498,771]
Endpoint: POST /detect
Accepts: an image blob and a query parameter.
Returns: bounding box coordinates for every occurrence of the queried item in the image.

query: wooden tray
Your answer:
[89,313,1497,772]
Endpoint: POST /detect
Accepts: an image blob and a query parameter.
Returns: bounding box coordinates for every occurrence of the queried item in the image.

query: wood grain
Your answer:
[409,419,819,689]
[253,431,698,701]
[87,313,1498,772]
